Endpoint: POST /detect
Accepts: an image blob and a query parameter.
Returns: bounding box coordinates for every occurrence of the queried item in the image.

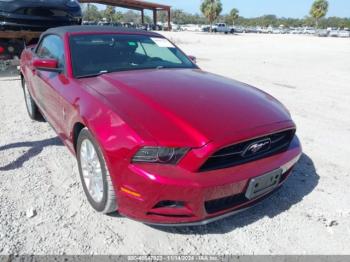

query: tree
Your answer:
[104,6,116,23]
[123,10,141,24]
[310,0,329,28]
[200,0,222,31]
[83,4,102,21]
[158,10,168,24]
[229,8,239,26]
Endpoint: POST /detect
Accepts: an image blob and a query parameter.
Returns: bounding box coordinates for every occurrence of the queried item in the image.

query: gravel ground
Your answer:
[0,32,350,255]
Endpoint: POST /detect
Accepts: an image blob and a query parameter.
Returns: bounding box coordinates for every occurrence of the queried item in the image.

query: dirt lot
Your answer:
[0,32,350,255]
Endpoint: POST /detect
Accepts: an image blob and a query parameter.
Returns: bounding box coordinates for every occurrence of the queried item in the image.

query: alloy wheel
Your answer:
[79,139,104,203]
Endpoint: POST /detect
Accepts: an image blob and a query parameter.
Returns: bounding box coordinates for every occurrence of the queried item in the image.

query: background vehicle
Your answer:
[244,27,259,33]
[233,26,244,33]
[317,29,329,37]
[329,29,339,37]
[82,21,98,26]
[212,23,234,34]
[97,21,111,26]
[272,28,281,34]
[338,30,350,38]
[0,0,82,69]
[303,27,316,35]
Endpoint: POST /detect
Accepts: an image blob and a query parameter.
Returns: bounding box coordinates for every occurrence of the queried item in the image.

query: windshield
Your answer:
[69,34,196,78]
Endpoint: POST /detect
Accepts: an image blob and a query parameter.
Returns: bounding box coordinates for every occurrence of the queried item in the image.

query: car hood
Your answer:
[81,69,293,147]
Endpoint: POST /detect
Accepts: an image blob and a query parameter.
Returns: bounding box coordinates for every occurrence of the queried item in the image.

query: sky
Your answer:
[98,0,350,18]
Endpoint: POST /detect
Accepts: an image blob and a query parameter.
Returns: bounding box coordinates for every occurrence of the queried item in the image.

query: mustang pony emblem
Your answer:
[242,139,272,157]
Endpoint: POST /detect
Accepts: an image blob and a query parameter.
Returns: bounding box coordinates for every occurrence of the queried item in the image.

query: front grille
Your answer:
[205,193,246,214]
[205,168,292,214]
[205,189,276,214]
[200,129,295,171]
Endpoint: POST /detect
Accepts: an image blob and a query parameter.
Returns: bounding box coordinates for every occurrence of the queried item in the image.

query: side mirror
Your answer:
[188,55,197,64]
[33,58,60,72]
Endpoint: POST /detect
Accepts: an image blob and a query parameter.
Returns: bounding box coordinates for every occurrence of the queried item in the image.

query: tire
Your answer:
[77,128,117,214]
[22,78,41,121]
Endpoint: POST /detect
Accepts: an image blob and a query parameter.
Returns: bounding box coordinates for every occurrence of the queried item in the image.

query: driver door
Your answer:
[33,34,66,134]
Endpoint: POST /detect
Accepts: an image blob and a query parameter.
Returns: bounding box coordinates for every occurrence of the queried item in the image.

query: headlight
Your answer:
[132,147,189,164]
[66,0,79,7]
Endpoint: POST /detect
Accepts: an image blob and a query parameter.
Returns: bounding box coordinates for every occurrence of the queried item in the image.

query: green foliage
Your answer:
[104,6,115,22]
[123,10,141,23]
[200,0,223,26]
[310,0,329,27]
[310,0,329,20]
[229,8,239,25]
[83,4,102,21]
[172,9,207,24]
[81,3,350,29]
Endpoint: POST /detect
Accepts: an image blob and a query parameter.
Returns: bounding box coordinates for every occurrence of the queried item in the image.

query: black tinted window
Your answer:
[36,35,65,68]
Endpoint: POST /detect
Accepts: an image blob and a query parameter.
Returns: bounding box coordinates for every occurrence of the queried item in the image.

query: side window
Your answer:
[36,35,65,68]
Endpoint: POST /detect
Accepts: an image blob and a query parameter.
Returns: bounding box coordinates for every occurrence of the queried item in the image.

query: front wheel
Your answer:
[77,128,117,214]
[22,78,41,121]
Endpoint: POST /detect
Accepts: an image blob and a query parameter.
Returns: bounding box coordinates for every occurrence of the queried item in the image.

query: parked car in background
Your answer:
[303,28,316,35]
[259,28,271,34]
[233,27,244,33]
[181,24,201,32]
[0,0,82,63]
[136,24,148,31]
[20,26,301,226]
[0,0,82,31]
[290,28,303,34]
[98,21,111,26]
[212,23,234,34]
[338,30,350,38]
[272,28,281,34]
[244,27,259,33]
[171,24,182,32]
[201,26,210,32]
[329,29,339,37]
[82,21,98,26]
[317,29,329,37]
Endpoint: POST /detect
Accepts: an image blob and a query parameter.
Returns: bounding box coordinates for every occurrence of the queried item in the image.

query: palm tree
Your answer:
[200,0,223,32]
[229,8,239,26]
[310,0,329,28]
[104,6,116,23]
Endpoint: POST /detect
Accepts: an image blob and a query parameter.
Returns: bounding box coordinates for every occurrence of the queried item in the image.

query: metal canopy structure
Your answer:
[79,0,171,29]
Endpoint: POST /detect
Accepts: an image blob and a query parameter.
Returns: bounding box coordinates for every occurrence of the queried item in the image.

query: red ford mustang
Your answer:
[20,26,302,226]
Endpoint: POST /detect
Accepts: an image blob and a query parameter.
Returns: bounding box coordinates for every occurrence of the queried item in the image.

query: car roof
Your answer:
[43,25,163,38]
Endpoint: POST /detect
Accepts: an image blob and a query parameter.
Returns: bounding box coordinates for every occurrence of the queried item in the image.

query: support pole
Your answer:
[153,9,157,28]
[141,9,144,24]
[167,8,171,31]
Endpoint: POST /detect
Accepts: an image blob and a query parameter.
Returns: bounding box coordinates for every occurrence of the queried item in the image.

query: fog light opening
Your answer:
[154,200,185,209]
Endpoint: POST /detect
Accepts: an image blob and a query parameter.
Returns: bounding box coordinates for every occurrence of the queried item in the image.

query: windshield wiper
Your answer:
[76,70,109,79]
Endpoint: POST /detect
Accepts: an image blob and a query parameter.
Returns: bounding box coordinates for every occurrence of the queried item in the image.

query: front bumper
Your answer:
[113,136,302,225]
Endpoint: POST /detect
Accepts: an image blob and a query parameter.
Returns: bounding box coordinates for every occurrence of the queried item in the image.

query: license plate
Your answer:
[245,169,282,200]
